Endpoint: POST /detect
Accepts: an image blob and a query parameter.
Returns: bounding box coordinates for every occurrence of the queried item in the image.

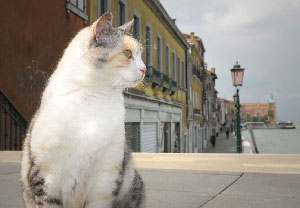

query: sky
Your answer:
[160,0,300,122]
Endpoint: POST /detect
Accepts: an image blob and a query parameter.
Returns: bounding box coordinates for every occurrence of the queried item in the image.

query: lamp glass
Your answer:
[230,62,245,87]
[231,70,244,86]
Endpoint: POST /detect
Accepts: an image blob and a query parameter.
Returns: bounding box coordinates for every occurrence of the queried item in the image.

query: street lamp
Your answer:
[233,93,237,136]
[230,62,245,153]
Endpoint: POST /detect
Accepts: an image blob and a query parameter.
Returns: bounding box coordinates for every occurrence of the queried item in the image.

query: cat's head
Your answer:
[84,12,146,89]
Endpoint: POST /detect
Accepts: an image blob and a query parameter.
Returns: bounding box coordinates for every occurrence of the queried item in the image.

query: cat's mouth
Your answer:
[135,75,145,83]
[125,75,145,84]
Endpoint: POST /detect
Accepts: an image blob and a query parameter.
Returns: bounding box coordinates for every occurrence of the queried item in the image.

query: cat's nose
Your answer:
[140,67,147,75]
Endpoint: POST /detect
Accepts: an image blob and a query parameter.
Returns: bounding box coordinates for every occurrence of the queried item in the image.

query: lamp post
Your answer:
[230,62,245,153]
[233,93,237,136]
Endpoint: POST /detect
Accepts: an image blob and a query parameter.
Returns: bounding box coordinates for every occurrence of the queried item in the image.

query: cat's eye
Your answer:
[123,50,133,59]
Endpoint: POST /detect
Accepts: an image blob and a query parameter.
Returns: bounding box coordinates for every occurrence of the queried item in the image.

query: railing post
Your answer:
[0,90,28,150]
[10,114,13,150]
[19,126,23,151]
[4,111,8,150]
[0,106,2,149]
[14,121,18,150]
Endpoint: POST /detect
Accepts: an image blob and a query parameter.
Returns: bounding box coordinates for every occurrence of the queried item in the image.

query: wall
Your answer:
[0,0,89,121]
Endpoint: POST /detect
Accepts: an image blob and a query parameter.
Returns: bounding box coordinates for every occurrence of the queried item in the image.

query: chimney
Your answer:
[190,32,195,43]
[210,64,215,74]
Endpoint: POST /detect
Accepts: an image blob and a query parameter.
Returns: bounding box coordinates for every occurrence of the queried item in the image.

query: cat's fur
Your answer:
[21,12,146,208]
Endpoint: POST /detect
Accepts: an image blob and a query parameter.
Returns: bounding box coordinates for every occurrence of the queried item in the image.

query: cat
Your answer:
[21,12,146,208]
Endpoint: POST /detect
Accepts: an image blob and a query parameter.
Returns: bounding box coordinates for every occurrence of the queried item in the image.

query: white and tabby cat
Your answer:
[21,12,146,208]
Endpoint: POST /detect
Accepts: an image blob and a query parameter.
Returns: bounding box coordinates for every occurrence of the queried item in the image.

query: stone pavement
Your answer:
[204,131,254,154]
[204,132,237,153]
[1,152,300,208]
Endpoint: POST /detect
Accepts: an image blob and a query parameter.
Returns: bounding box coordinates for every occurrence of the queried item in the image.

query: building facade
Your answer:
[218,98,234,131]
[242,97,277,124]
[203,65,218,147]
[0,0,90,150]
[184,32,206,152]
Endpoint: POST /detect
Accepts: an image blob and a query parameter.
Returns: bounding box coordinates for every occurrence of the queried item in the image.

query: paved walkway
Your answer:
[204,132,237,153]
[1,152,300,208]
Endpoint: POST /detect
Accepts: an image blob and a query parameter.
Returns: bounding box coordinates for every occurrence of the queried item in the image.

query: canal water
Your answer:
[242,124,300,154]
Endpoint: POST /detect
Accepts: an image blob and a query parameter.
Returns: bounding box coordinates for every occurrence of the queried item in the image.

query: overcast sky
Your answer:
[160,0,300,122]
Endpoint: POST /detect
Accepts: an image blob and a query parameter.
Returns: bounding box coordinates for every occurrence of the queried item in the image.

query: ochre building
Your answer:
[242,98,276,124]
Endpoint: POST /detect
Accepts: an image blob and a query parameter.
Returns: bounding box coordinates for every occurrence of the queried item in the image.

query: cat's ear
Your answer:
[118,19,134,33]
[91,11,113,43]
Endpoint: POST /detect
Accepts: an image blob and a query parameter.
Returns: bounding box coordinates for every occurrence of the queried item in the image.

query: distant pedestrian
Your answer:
[174,134,179,153]
[210,135,216,148]
[226,129,230,139]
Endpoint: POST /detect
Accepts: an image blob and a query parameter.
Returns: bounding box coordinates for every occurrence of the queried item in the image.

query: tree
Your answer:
[246,115,253,122]
[261,115,268,122]
[253,116,258,122]
[268,110,274,119]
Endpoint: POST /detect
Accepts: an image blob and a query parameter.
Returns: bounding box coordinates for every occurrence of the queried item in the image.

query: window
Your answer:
[172,52,176,80]
[70,0,84,10]
[182,61,185,88]
[146,26,151,67]
[177,57,180,87]
[133,15,140,40]
[166,45,170,76]
[119,0,126,25]
[157,36,162,71]
[193,91,195,107]
[195,93,198,108]
[98,0,110,17]
[66,0,88,21]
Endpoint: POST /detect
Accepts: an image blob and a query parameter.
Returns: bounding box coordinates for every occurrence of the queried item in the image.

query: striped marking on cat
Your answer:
[112,144,131,197]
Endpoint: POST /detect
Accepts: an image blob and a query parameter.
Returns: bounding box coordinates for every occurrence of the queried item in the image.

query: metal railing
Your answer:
[161,74,171,91]
[170,80,177,95]
[192,67,201,80]
[0,90,28,150]
[145,66,162,86]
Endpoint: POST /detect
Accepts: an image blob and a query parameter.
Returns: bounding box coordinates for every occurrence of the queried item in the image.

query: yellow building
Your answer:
[183,32,206,152]
[89,0,189,153]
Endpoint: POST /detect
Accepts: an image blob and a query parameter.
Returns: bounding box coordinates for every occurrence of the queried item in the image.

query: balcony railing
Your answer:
[145,67,179,95]
[145,66,162,87]
[0,90,28,150]
[192,68,201,80]
[161,74,171,92]
[170,80,177,95]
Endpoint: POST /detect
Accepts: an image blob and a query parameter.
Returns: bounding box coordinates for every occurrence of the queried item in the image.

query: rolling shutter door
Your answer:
[141,123,157,152]
[125,122,140,152]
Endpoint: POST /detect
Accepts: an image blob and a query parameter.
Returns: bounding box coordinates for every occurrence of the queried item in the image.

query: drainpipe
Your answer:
[185,49,189,126]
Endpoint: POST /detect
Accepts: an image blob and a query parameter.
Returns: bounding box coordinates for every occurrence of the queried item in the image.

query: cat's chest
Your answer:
[79,100,124,127]
[35,97,125,150]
